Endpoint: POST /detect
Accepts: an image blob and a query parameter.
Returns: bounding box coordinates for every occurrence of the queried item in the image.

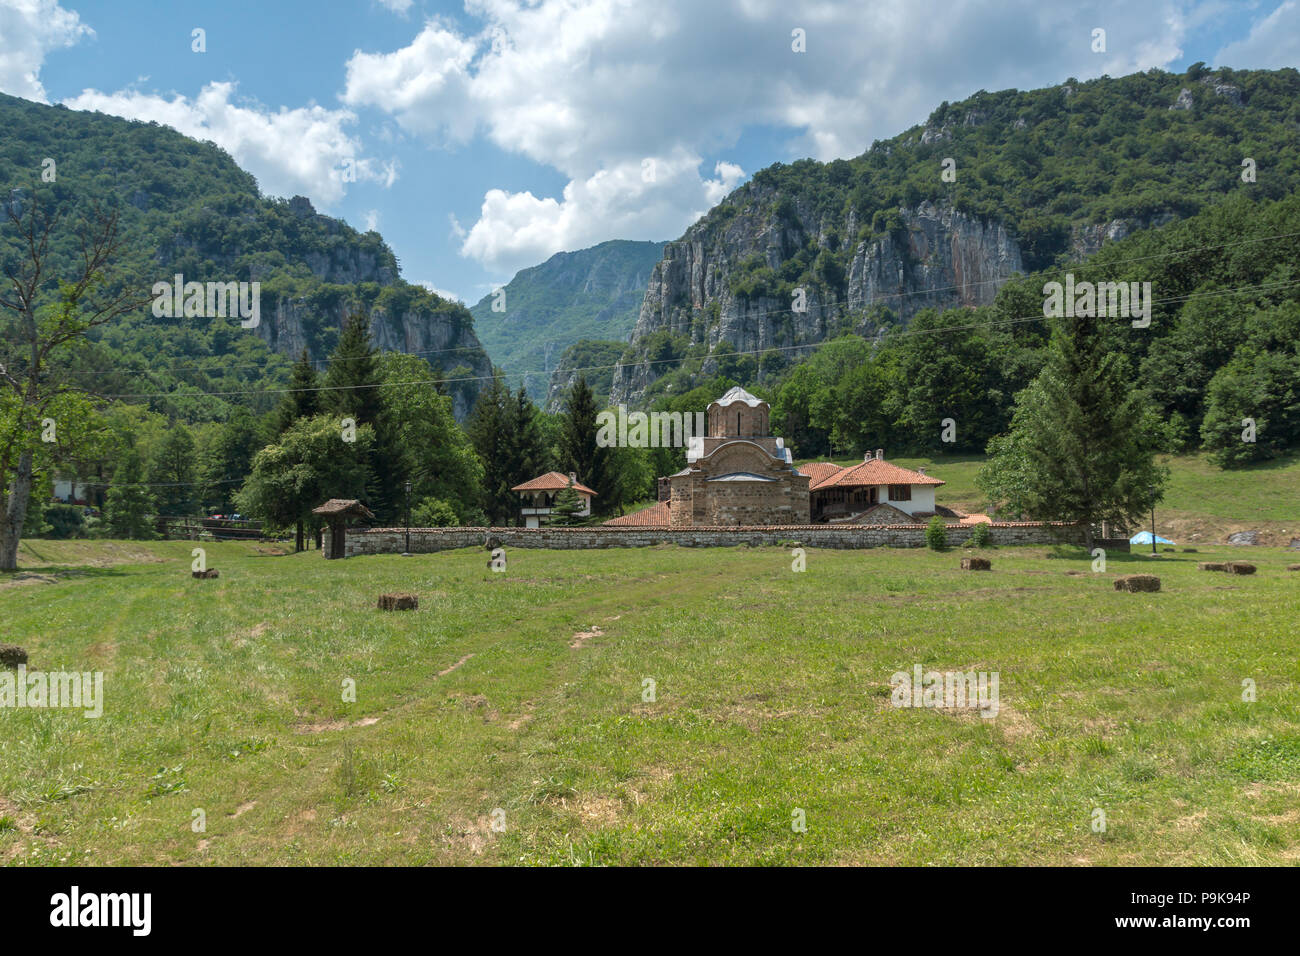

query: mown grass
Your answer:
[2,538,1297,866]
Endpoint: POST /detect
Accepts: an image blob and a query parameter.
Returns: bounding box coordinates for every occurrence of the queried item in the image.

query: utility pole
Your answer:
[402,480,412,557]
[1149,485,1157,556]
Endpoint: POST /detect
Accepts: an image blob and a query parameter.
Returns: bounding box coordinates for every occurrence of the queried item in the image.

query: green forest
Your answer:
[3,66,1298,553]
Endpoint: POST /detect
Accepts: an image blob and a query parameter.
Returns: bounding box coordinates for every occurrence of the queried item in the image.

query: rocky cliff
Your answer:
[609,66,1300,406]
[611,197,1023,403]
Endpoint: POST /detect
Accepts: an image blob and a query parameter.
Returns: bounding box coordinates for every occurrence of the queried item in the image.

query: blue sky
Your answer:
[3,0,1298,304]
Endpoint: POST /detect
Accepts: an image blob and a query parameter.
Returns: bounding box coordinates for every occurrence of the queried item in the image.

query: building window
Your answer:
[888,484,911,502]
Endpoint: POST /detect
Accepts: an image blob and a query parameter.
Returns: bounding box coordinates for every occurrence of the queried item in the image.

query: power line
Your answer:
[62,227,1300,381]
[88,276,1300,402]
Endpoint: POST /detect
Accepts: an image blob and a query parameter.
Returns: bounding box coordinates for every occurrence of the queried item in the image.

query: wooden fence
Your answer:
[154,515,266,541]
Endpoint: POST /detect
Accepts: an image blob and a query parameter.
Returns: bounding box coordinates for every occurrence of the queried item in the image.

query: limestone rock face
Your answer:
[254,297,491,421]
[611,198,1022,405]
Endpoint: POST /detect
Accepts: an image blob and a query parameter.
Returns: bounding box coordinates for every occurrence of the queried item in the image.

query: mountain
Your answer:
[470,239,666,401]
[543,339,626,412]
[610,65,1300,405]
[0,92,492,421]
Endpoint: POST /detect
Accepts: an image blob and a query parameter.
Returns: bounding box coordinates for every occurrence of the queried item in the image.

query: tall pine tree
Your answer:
[275,349,321,435]
[466,374,514,524]
[978,314,1168,550]
[559,376,598,487]
[320,311,406,523]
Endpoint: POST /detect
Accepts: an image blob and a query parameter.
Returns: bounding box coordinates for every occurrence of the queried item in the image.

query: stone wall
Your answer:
[329,521,1086,557]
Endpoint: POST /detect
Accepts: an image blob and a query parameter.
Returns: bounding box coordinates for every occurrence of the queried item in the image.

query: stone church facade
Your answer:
[667,387,810,527]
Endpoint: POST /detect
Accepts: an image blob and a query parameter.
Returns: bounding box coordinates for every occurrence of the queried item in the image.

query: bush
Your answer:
[42,503,87,539]
[968,521,992,548]
[925,515,948,551]
[412,497,459,527]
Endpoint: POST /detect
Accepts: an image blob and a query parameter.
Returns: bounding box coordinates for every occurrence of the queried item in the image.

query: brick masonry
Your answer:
[329,522,1087,557]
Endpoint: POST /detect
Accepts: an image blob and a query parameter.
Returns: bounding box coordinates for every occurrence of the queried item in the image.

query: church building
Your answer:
[667,387,810,526]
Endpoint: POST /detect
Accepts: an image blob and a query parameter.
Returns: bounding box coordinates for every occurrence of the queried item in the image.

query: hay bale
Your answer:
[1114,574,1160,592]
[0,643,28,668]
[1227,562,1256,575]
[961,557,991,570]
[1198,562,1228,572]
[191,568,219,579]
[377,593,418,611]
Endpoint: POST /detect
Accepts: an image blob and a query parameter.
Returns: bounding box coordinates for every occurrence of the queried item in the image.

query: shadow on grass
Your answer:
[1,565,132,583]
[1043,543,1204,564]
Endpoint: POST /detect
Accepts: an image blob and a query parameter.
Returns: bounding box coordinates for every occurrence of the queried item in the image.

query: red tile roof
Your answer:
[603,501,671,527]
[808,458,945,489]
[797,461,844,488]
[510,471,597,496]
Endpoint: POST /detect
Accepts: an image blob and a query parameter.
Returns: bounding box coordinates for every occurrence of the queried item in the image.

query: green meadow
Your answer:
[2,537,1297,866]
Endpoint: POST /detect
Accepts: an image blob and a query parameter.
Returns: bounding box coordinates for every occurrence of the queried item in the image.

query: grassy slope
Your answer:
[2,538,1297,866]
[801,452,1300,545]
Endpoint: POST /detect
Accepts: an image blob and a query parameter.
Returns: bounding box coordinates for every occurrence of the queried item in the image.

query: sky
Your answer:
[2,0,1298,304]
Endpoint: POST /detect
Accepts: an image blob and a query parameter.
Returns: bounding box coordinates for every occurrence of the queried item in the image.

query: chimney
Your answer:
[917,467,926,475]
[863,451,872,462]
[875,448,884,461]
[568,471,577,484]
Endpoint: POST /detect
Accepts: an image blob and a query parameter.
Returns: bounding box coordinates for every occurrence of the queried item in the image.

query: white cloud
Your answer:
[460,150,745,274]
[0,0,92,103]
[415,279,463,302]
[364,209,381,231]
[343,21,477,142]
[344,0,1209,271]
[376,0,414,14]
[1215,0,1300,69]
[60,82,394,205]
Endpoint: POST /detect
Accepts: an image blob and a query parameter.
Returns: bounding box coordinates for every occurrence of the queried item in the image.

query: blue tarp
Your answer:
[1129,531,1176,545]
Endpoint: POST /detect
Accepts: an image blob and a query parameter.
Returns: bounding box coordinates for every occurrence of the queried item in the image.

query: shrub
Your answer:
[412,497,458,527]
[969,521,992,548]
[925,516,948,551]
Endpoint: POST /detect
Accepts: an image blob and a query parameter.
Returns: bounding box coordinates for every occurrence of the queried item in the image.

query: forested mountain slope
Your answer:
[0,92,491,421]
[611,65,1300,405]
[470,239,666,402]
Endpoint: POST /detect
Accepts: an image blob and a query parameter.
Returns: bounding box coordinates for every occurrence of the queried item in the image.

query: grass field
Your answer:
[2,537,1298,866]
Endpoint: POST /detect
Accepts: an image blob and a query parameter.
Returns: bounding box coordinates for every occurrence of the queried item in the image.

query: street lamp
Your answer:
[402,480,412,556]
[1148,484,1157,556]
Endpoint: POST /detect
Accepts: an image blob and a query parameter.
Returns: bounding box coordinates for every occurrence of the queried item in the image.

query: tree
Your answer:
[199,408,267,511]
[375,352,485,523]
[977,314,1168,550]
[559,376,599,487]
[466,374,515,524]
[235,415,374,552]
[148,424,197,515]
[274,349,321,434]
[550,485,585,525]
[104,446,155,539]
[321,311,382,423]
[1200,347,1300,465]
[0,193,145,569]
[320,310,405,523]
